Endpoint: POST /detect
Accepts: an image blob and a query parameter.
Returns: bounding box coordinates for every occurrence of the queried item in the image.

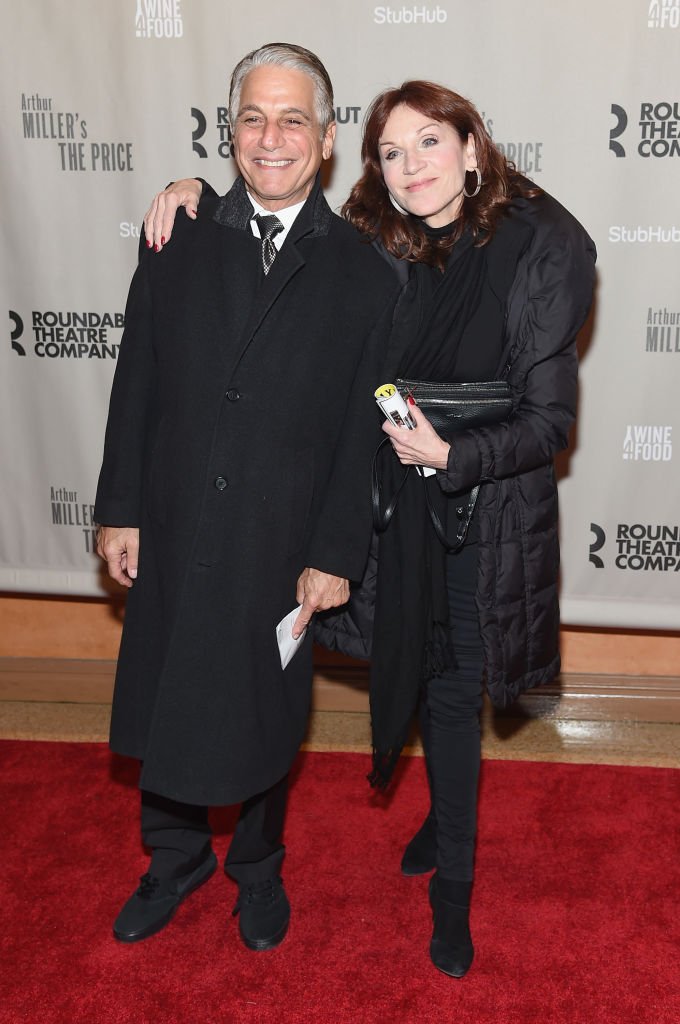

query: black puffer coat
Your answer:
[316,190,596,707]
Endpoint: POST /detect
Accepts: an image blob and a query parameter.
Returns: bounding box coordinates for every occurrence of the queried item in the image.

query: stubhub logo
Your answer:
[374,5,448,24]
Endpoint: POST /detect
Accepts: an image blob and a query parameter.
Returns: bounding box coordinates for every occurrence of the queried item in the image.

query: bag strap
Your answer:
[372,436,412,532]
[372,436,480,550]
[424,481,480,553]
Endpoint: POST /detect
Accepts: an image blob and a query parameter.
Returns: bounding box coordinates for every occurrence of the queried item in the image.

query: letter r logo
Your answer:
[609,104,627,157]
[589,523,606,568]
[191,107,208,159]
[9,310,26,356]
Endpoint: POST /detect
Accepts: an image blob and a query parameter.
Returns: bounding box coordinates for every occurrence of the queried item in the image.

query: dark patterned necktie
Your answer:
[254,213,284,275]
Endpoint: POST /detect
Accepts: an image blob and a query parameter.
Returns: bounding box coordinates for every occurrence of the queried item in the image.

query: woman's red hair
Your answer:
[342,81,540,268]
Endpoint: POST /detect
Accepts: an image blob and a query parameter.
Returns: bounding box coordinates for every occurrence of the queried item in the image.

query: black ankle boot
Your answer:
[401,812,437,876]
[428,873,474,978]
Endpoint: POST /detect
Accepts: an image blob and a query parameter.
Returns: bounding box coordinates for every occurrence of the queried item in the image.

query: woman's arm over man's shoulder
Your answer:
[143,178,215,252]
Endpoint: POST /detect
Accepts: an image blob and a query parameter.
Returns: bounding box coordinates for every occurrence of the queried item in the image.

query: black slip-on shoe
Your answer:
[113,850,218,943]
[232,876,290,951]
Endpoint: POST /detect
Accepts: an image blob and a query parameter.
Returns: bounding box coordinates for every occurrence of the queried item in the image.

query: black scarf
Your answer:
[368,215,531,788]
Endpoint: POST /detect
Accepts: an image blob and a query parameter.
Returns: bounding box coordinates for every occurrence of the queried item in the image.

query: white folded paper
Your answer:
[275,604,307,670]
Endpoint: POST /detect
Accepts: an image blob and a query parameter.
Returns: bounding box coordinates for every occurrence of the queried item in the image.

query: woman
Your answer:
[142,81,596,978]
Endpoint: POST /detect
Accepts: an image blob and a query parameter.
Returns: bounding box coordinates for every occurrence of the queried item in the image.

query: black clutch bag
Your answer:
[373,378,513,551]
[394,378,513,438]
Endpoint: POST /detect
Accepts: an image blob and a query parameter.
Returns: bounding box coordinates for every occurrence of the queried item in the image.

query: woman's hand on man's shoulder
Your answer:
[143,179,202,253]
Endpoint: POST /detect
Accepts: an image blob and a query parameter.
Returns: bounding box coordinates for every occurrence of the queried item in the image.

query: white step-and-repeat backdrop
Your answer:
[1,1,678,627]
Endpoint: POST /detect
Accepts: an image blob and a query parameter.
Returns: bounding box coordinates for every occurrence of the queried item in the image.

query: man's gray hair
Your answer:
[229,43,335,137]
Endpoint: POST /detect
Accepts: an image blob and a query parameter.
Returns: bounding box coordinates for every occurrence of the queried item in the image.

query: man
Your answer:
[95,43,398,951]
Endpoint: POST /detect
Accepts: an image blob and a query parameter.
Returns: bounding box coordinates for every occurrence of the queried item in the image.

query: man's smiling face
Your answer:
[233,64,336,212]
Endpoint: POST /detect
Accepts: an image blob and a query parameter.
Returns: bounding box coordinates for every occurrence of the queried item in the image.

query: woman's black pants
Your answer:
[420,540,484,883]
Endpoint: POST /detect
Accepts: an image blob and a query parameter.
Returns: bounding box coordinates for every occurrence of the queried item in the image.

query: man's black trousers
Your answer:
[141,772,288,884]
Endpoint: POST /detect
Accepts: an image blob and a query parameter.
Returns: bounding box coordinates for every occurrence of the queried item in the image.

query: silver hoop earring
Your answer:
[388,191,409,215]
[463,167,482,199]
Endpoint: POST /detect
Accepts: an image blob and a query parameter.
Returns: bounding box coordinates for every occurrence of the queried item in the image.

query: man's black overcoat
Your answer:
[95,176,399,806]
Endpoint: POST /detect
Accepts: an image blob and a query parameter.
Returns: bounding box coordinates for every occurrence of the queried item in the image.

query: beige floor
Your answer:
[1,656,678,767]
[1,698,678,769]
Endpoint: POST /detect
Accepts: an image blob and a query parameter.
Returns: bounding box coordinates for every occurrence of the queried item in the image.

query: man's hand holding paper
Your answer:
[293,568,350,639]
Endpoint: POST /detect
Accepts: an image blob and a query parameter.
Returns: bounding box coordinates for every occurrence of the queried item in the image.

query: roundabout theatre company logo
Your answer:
[190,105,362,161]
[7,309,123,359]
[589,522,680,572]
[609,100,680,158]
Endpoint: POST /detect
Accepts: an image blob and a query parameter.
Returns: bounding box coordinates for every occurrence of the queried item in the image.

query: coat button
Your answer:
[214,476,228,490]
[226,388,240,402]
[456,506,465,519]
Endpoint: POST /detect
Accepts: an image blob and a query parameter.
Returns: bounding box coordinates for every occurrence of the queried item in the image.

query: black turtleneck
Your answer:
[420,218,460,239]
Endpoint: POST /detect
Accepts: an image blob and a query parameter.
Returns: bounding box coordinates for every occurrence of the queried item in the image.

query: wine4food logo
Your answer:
[590,522,680,572]
[50,485,98,554]
[647,0,680,28]
[373,5,448,23]
[609,101,680,158]
[646,305,680,353]
[190,105,362,160]
[622,425,673,461]
[8,309,124,360]
[21,92,134,172]
[135,0,183,38]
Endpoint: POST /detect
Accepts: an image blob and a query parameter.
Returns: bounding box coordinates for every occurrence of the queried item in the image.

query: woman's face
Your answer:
[378,104,476,227]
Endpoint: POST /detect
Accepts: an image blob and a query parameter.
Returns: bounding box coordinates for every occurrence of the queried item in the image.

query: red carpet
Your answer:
[1,741,678,1024]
